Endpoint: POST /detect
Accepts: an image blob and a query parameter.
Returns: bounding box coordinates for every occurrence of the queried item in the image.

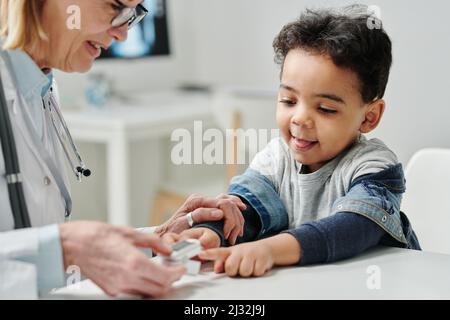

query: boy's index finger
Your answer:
[198,248,231,261]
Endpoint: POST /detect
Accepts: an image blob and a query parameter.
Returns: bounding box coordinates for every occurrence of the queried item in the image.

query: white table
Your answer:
[62,91,213,226]
[50,247,450,299]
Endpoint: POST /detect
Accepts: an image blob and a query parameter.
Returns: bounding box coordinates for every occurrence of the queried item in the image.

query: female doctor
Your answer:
[0,0,245,298]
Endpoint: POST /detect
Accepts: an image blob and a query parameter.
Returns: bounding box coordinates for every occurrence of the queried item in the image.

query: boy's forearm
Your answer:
[284,211,387,266]
[260,233,301,265]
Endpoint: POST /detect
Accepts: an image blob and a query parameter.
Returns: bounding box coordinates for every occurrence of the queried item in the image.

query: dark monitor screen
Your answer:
[99,0,170,59]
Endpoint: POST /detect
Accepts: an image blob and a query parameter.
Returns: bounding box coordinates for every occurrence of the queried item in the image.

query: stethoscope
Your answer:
[0,50,90,229]
[46,87,92,181]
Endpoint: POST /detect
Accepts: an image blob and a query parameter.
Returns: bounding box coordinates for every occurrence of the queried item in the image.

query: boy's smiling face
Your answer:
[276,48,384,173]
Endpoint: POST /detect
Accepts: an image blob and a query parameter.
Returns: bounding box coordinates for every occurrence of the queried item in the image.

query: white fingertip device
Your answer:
[170,239,201,261]
[152,239,202,275]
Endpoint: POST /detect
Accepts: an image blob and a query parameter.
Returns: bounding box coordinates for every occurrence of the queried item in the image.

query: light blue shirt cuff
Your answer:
[18,224,65,291]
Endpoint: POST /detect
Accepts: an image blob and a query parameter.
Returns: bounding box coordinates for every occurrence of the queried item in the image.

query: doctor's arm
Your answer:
[0,220,187,298]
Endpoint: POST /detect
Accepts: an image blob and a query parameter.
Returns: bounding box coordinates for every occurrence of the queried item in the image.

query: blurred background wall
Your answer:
[55,0,450,226]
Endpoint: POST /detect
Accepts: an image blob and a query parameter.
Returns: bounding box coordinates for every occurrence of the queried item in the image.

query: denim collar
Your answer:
[350,163,406,192]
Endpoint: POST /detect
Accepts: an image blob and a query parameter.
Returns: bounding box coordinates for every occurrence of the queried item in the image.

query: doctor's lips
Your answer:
[85,41,110,58]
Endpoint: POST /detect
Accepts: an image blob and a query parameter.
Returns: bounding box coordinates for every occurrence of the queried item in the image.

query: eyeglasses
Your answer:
[111,3,148,29]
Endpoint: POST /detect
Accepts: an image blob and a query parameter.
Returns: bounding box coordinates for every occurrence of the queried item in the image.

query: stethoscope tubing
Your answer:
[0,68,31,229]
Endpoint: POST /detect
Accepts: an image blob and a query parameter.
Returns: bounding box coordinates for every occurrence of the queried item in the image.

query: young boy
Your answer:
[168,5,421,277]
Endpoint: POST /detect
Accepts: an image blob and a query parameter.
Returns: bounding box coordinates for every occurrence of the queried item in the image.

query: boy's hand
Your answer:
[162,228,221,250]
[198,242,274,277]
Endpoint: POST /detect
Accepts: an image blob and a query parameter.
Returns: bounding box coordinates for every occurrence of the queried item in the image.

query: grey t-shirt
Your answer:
[249,134,398,228]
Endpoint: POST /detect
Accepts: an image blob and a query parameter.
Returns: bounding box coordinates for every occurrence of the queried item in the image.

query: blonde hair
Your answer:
[0,0,47,51]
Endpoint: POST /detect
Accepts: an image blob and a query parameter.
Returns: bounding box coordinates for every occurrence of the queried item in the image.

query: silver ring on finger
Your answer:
[186,212,194,227]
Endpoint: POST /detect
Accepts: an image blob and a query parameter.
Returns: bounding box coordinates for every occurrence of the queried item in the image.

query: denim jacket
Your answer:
[228,163,421,250]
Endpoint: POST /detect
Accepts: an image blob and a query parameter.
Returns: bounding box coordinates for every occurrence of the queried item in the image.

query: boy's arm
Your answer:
[280,211,386,266]
[198,209,387,266]
[196,200,386,265]
[259,233,302,265]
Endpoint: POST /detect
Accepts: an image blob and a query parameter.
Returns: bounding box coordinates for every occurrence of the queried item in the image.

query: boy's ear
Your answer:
[359,99,385,133]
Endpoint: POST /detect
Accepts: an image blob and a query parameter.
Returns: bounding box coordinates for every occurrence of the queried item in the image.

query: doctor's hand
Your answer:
[59,221,186,298]
[155,194,246,245]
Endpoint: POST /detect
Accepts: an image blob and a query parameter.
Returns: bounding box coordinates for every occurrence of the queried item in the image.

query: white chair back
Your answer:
[401,148,450,254]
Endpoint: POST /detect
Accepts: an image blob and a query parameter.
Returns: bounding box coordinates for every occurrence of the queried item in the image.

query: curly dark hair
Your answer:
[273,5,392,103]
